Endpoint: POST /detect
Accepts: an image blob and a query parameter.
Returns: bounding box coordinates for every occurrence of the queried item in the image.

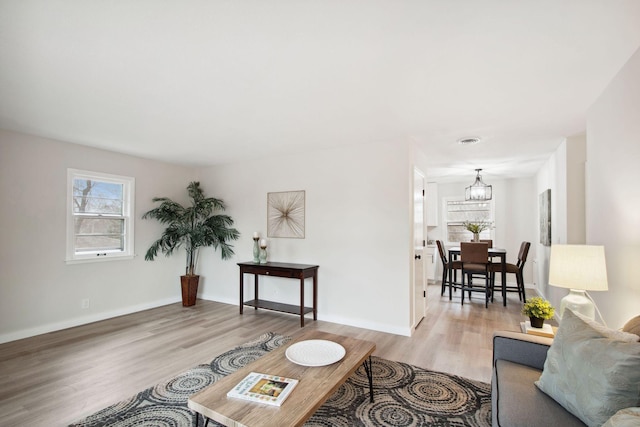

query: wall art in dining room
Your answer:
[267,190,305,238]
[539,189,551,246]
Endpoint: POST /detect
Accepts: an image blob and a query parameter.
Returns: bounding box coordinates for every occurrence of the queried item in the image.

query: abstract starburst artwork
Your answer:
[267,191,305,238]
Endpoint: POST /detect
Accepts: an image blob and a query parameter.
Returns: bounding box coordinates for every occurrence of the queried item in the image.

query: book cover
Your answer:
[227,372,298,406]
[520,321,555,338]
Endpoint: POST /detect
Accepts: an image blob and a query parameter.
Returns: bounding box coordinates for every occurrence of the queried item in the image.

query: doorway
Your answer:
[413,168,426,328]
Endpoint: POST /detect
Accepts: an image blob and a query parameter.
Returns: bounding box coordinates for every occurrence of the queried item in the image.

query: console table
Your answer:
[237,262,319,327]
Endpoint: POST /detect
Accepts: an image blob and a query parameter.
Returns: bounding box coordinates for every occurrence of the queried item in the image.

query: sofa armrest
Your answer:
[493,331,553,371]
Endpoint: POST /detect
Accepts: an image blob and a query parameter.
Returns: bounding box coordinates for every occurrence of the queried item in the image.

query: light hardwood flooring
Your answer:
[0,283,526,426]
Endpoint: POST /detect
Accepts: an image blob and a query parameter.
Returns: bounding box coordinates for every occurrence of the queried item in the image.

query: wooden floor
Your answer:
[0,283,525,426]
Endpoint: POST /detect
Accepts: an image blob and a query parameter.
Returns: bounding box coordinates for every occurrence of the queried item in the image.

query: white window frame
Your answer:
[66,169,135,263]
[443,196,495,245]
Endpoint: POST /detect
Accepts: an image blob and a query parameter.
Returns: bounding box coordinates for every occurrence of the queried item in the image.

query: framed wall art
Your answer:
[267,190,305,238]
[539,189,551,246]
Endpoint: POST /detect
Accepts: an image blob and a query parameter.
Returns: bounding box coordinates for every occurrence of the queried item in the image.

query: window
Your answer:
[66,169,135,263]
[444,198,494,243]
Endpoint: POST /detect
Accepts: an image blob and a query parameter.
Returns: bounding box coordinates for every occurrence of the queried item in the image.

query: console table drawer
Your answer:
[241,265,299,278]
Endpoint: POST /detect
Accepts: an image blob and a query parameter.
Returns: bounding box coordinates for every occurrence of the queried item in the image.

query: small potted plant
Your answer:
[463,221,491,242]
[521,297,555,328]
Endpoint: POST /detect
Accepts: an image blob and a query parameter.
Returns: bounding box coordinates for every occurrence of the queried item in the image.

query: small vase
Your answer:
[473,233,480,242]
[252,238,260,263]
[529,317,545,328]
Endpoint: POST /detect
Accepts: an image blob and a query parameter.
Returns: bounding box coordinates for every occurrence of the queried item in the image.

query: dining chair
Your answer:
[469,239,493,248]
[436,240,462,299]
[460,242,492,308]
[490,241,531,302]
[477,239,493,248]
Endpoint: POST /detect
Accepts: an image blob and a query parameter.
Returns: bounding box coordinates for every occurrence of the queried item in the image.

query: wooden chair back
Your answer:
[460,242,489,264]
[517,241,531,268]
[436,240,448,265]
[470,239,493,248]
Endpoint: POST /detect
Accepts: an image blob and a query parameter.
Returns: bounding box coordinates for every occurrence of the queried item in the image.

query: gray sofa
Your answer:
[491,331,585,427]
[491,316,640,427]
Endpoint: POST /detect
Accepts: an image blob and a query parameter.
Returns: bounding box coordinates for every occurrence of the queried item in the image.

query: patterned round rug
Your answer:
[69,332,491,427]
[307,357,491,426]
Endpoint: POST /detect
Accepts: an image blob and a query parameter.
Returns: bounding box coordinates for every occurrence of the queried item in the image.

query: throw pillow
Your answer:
[602,407,640,427]
[535,309,640,427]
[623,315,640,337]
[572,311,639,343]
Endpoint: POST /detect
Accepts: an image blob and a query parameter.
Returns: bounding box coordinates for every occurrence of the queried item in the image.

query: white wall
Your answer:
[534,72,640,330]
[585,46,640,329]
[0,130,196,343]
[534,142,566,305]
[566,134,587,244]
[426,177,536,288]
[197,141,415,336]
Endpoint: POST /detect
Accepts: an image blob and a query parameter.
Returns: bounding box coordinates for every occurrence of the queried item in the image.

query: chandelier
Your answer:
[465,169,492,201]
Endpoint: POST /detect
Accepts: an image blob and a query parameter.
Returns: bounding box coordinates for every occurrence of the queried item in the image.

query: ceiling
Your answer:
[2,1,640,183]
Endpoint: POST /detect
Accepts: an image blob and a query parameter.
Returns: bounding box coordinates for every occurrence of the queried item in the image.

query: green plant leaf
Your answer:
[142,181,240,275]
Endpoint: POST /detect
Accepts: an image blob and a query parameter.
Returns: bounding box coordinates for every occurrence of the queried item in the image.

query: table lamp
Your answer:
[548,244,608,323]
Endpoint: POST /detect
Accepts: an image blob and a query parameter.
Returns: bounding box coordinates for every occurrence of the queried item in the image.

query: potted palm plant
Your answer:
[142,181,240,306]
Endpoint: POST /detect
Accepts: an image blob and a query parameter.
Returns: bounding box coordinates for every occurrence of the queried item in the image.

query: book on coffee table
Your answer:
[227,372,298,406]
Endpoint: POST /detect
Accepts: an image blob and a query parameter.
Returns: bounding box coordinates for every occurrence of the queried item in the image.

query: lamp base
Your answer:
[559,289,595,321]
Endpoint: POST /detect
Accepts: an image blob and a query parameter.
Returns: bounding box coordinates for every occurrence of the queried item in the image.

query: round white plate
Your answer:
[285,339,346,367]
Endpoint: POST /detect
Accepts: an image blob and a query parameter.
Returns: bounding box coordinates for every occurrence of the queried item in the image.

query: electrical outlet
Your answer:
[81,298,90,309]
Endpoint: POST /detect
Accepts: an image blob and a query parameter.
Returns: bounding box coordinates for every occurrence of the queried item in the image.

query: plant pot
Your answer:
[180,275,199,307]
[529,316,545,328]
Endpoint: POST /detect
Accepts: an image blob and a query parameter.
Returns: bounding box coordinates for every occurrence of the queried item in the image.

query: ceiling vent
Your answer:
[457,137,481,145]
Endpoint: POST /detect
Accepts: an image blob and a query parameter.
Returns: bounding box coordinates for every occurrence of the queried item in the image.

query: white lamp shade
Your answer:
[548,245,608,291]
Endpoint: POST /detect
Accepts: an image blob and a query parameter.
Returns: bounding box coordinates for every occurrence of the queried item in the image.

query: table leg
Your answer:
[194,412,209,427]
[501,254,507,307]
[254,275,259,310]
[448,261,453,300]
[300,275,305,327]
[239,270,244,315]
[313,270,318,321]
[363,356,374,403]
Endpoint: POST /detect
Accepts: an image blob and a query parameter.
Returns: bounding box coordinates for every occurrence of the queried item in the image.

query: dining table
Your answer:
[448,246,508,306]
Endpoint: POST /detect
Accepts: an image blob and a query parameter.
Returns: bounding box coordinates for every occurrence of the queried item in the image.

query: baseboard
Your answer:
[198,293,412,337]
[0,296,182,344]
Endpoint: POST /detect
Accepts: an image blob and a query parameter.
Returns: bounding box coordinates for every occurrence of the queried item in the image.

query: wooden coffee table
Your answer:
[188,330,376,427]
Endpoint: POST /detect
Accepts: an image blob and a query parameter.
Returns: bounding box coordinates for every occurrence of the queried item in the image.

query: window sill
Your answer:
[65,254,135,264]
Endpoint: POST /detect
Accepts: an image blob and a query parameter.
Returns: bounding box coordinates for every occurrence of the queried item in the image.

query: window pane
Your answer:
[73,179,123,214]
[67,169,135,262]
[74,218,124,251]
[446,199,493,243]
[447,225,492,243]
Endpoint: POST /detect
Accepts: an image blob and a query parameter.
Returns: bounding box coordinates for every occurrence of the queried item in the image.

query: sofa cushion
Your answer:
[535,309,640,427]
[492,359,585,426]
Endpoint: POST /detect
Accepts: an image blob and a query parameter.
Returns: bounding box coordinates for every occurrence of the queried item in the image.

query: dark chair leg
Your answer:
[441,268,447,296]
[490,271,496,302]
[461,272,465,305]
[519,271,526,301]
[485,281,489,308]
